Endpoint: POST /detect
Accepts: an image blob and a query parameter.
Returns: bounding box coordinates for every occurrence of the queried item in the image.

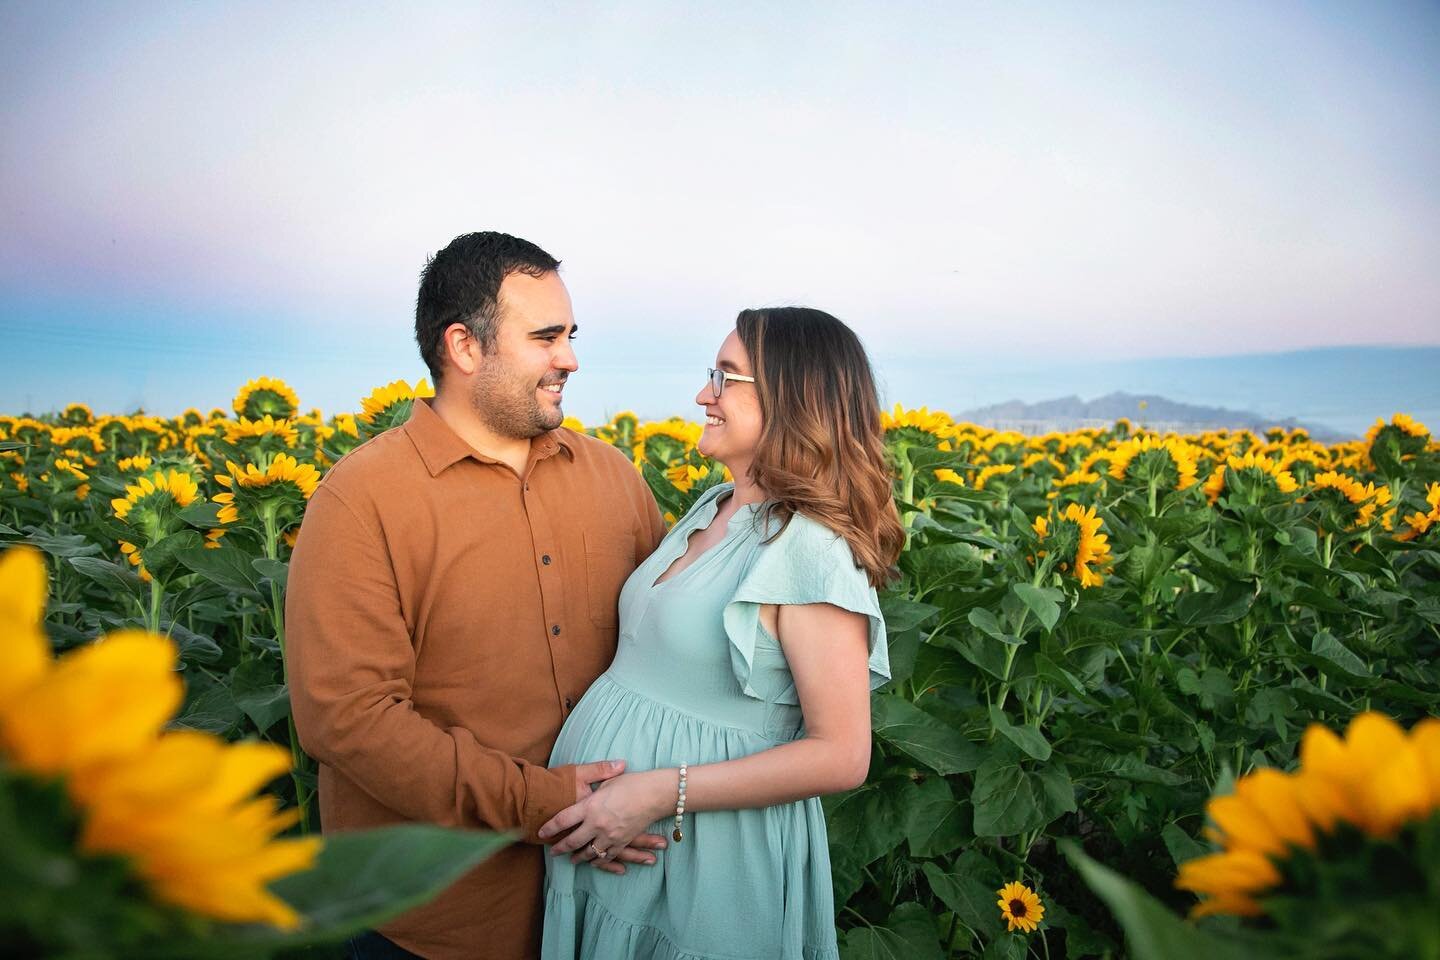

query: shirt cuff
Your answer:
[521,763,577,844]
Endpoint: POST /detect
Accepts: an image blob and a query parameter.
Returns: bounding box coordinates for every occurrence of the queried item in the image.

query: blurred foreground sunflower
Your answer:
[0,546,320,928]
[1176,712,1440,921]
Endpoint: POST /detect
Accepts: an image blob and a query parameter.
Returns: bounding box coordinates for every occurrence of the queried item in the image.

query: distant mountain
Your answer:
[959,391,1344,440]
[877,345,1439,439]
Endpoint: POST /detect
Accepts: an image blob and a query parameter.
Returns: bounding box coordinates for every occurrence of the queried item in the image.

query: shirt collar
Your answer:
[404,397,575,478]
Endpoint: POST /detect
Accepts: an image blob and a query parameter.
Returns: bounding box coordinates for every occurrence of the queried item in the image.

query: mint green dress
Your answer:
[543,483,888,960]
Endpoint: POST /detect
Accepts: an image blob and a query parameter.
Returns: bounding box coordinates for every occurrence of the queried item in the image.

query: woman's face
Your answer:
[696,329,763,469]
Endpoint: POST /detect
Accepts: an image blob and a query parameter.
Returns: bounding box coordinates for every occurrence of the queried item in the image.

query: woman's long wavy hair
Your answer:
[736,307,903,588]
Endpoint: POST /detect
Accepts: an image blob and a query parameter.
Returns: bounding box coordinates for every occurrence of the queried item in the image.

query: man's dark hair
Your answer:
[414,232,561,383]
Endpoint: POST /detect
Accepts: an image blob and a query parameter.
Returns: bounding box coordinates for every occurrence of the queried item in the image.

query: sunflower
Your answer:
[111,470,200,524]
[1033,502,1112,587]
[1176,712,1440,918]
[117,455,153,473]
[0,546,320,928]
[233,377,300,420]
[934,468,966,487]
[50,426,106,456]
[1053,468,1101,489]
[7,416,51,443]
[1307,470,1392,530]
[44,457,91,502]
[1203,451,1299,505]
[60,402,94,425]
[594,411,640,449]
[1365,413,1431,475]
[1366,412,1430,444]
[358,377,434,429]
[123,416,174,455]
[666,463,713,493]
[881,404,955,445]
[213,454,321,531]
[1278,446,1329,483]
[997,881,1045,933]
[1396,482,1440,542]
[974,463,1016,491]
[632,418,703,468]
[222,414,299,449]
[1078,449,1115,477]
[1108,435,1199,491]
[110,470,202,580]
[47,457,88,482]
[1020,451,1060,475]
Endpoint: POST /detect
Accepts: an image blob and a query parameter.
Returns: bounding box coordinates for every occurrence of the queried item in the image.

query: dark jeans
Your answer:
[344,931,425,960]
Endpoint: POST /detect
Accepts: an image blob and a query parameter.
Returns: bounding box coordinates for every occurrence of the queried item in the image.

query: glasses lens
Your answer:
[709,368,725,397]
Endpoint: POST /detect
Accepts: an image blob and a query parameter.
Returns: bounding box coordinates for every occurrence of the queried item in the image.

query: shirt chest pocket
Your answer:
[583,531,635,628]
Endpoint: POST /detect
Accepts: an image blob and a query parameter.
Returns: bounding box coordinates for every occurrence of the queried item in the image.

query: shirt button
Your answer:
[552,624,561,636]
[541,554,552,565]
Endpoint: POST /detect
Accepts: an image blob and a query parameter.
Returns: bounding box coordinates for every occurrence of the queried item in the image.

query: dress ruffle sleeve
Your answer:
[721,511,889,706]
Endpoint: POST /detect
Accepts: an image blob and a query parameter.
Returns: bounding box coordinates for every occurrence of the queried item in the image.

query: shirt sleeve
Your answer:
[285,484,575,843]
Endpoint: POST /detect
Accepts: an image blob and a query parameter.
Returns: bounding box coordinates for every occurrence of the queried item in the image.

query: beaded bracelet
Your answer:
[672,762,688,842]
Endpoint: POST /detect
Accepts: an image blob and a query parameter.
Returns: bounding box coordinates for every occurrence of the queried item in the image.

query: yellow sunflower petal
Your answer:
[0,546,51,703]
[2,631,181,775]
[1175,849,1280,899]
[1412,719,1440,806]
[1231,769,1314,852]
[1361,739,1431,836]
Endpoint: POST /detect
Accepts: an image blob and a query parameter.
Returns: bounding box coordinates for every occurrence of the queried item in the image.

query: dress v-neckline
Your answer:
[651,493,737,589]
[650,490,764,589]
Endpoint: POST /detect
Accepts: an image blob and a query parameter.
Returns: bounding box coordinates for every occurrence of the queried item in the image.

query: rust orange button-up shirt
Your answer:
[286,398,665,959]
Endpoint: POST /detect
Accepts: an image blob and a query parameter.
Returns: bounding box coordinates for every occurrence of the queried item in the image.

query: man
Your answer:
[286,232,668,959]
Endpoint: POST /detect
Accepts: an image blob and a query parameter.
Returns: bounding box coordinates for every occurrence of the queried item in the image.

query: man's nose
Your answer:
[556,338,579,372]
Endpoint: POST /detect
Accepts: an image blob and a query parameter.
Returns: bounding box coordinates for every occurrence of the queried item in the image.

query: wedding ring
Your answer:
[588,842,608,860]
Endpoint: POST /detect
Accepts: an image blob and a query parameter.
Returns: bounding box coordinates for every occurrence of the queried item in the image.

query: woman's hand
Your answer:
[538,768,676,874]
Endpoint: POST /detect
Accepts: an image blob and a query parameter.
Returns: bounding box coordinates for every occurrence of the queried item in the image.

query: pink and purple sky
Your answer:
[2,2,1437,433]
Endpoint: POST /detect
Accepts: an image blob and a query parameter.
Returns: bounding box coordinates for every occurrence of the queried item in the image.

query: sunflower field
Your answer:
[2,378,1439,958]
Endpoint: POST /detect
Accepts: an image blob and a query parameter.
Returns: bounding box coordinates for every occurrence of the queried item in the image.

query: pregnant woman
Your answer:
[538,307,904,959]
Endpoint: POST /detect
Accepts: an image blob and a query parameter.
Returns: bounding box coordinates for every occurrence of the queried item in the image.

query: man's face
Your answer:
[469,271,578,439]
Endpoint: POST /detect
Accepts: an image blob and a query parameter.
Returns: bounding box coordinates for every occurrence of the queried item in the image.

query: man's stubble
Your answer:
[468,354,564,440]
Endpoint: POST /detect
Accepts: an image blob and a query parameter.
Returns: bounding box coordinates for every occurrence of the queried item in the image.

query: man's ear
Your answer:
[443,323,478,376]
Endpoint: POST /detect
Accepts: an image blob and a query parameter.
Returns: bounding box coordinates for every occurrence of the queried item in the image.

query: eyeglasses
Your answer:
[708,367,756,399]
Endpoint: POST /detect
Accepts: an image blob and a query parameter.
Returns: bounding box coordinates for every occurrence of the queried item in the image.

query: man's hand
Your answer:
[573,759,626,801]
[549,762,669,875]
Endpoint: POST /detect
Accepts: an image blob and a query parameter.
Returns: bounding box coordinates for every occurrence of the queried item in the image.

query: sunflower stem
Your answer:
[147,577,163,635]
[264,513,312,833]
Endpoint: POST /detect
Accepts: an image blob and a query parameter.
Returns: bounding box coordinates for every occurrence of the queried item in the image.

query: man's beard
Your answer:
[468,357,564,440]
